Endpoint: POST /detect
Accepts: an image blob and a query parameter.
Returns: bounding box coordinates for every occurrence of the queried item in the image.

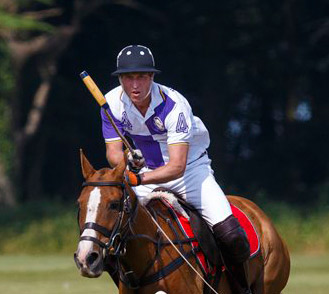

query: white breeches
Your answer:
[132,155,232,227]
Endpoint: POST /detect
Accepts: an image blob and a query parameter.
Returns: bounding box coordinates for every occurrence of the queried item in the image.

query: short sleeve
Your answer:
[101,107,125,142]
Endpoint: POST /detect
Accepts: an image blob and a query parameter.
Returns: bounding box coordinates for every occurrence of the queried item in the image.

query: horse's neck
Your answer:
[121,204,159,274]
[120,201,204,292]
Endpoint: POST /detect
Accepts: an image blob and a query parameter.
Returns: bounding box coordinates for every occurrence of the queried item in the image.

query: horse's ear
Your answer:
[80,149,95,180]
[113,151,128,178]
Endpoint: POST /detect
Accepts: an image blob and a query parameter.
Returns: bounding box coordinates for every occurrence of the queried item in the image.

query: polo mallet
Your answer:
[79,71,137,157]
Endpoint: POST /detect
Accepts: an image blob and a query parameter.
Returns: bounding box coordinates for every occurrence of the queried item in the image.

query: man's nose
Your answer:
[132,79,139,88]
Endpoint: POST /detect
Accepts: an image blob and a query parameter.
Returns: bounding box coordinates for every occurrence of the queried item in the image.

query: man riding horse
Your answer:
[101,45,251,294]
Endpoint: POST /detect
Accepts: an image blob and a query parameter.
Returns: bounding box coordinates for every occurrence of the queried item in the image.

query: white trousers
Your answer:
[133,155,232,227]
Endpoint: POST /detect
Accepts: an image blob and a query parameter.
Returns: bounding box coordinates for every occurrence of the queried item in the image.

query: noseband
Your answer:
[79,180,137,256]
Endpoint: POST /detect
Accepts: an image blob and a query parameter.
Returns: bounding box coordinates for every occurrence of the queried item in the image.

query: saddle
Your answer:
[144,188,260,274]
[172,195,220,267]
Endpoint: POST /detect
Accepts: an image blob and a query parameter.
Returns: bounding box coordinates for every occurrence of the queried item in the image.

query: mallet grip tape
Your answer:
[80,71,107,107]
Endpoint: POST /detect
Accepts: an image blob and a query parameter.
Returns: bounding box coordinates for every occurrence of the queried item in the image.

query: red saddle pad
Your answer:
[230,204,260,258]
[161,200,260,274]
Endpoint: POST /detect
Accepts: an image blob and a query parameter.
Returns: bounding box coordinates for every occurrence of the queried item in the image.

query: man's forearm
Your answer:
[106,150,124,168]
[105,141,125,168]
[140,162,185,185]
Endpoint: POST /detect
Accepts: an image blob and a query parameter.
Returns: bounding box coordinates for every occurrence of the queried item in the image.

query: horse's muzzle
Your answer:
[74,249,104,278]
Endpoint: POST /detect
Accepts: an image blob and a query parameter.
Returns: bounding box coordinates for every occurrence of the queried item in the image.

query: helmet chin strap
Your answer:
[140,78,153,105]
[145,84,152,100]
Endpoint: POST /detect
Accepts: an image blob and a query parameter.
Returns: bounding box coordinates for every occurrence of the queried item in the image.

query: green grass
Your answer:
[1,201,329,254]
[0,202,329,254]
[0,200,329,293]
[0,255,117,294]
[0,254,329,293]
[257,201,329,253]
[285,253,329,294]
[0,201,78,254]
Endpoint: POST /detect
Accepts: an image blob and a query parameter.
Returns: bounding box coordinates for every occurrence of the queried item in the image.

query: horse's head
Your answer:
[74,150,132,278]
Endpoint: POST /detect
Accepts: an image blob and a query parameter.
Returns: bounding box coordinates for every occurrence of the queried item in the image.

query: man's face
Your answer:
[120,72,153,106]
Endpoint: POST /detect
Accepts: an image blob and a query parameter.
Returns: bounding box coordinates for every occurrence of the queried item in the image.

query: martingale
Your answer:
[144,193,260,276]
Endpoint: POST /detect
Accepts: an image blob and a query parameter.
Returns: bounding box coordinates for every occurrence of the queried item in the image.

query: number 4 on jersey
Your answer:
[176,112,189,133]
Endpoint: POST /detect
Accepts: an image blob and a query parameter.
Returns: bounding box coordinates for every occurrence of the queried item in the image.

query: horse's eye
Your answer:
[109,201,120,210]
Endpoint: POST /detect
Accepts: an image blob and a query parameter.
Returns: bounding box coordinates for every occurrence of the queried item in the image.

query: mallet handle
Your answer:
[80,71,135,155]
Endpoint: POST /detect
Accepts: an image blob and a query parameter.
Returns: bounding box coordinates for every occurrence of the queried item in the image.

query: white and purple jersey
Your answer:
[101,82,210,169]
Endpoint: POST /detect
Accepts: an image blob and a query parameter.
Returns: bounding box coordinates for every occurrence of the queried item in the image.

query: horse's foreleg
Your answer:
[250,267,264,294]
[119,283,137,294]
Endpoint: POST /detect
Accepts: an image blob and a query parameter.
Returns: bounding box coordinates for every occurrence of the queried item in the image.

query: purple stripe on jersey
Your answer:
[101,108,125,139]
[128,133,165,169]
[145,93,176,135]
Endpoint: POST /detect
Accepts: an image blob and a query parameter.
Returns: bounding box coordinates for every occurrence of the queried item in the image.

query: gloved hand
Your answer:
[125,170,142,186]
[127,149,145,174]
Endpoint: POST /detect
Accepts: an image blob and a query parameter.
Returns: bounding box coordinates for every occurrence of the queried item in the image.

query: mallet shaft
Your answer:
[80,71,135,155]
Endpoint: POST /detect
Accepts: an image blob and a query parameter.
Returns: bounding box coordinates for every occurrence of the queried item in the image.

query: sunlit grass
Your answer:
[284,253,329,294]
[1,201,329,254]
[0,254,329,294]
[256,201,329,253]
[0,255,117,294]
[0,202,78,254]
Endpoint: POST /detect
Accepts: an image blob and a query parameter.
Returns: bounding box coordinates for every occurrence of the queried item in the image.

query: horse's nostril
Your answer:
[74,253,83,269]
[86,252,99,267]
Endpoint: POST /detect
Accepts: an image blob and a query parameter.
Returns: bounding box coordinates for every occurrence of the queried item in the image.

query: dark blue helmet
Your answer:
[112,45,161,76]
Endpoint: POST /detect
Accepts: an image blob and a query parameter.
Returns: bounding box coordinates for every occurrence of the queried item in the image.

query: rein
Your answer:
[78,180,217,292]
[147,210,219,294]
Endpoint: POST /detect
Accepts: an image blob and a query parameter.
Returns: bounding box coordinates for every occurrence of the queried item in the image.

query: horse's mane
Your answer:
[139,190,189,220]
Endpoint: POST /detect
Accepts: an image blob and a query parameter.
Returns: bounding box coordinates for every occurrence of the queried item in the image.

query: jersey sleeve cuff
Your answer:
[168,141,189,146]
[105,138,122,143]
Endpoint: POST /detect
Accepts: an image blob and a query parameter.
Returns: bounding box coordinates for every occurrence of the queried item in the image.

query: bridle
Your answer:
[77,180,208,290]
[78,180,138,256]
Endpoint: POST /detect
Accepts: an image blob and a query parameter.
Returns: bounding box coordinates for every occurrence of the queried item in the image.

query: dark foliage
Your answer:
[14,0,329,204]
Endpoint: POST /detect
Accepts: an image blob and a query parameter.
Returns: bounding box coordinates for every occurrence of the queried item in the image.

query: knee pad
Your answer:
[213,215,250,264]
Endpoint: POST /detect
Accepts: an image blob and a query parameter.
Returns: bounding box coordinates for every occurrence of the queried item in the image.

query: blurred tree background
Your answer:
[0,0,328,207]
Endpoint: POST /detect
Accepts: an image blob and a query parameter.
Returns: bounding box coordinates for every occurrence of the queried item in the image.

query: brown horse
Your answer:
[74,151,290,294]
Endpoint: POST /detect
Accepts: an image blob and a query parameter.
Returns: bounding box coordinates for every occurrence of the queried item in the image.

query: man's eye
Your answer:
[109,202,120,210]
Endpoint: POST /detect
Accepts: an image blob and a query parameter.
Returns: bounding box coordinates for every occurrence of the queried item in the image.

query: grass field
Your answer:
[0,254,329,294]
[0,255,117,294]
